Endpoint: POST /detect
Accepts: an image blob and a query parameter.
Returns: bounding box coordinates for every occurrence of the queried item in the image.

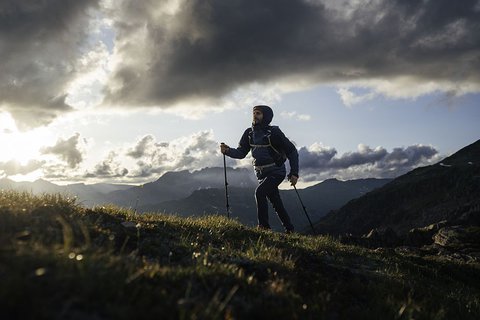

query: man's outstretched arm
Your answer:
[220,128,251,159]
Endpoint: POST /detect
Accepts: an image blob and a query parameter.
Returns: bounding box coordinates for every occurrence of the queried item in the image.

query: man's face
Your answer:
[253,110,263,125]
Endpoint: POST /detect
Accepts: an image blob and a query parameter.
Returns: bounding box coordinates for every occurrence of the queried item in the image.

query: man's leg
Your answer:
[255,176,271,229]
[265,176,294,232]
[256,175,294,232]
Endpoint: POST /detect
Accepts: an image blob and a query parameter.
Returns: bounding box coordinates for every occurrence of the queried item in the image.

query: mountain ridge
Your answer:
[139,177,392,231]
[316,139,480,238]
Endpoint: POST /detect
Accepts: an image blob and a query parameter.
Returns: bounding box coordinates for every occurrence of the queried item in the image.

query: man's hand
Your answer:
[220,143,230,155]
[288,175,298,186]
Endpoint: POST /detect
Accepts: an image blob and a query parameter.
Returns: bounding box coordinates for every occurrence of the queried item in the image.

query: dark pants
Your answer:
[255,174,294,231]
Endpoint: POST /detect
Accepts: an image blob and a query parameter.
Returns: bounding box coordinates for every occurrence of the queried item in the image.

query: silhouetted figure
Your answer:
[220,105,299,233]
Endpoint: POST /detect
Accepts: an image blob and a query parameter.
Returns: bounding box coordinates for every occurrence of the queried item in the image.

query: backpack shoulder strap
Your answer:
[265,126,282,154]
[247,127,254,146]
[268,126,283,153]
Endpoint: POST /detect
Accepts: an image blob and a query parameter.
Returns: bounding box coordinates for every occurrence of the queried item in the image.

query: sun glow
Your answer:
[0,113,53,164]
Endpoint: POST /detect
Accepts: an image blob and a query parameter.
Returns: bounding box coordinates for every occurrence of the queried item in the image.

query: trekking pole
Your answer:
[293,185,316,234]
[222,145,231,218]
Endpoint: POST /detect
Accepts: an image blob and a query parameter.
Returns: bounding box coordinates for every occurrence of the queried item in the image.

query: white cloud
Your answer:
[297,114,312,121]
[0,159,45,177]
[84,151,129,178]
[81,130,229,182]
[65,41,112,110]
[280,111,312,121]
[336,75,480,107]
[337,87,377,108]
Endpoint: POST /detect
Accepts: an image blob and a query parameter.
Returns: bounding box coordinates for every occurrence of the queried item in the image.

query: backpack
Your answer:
[247,126,287,166]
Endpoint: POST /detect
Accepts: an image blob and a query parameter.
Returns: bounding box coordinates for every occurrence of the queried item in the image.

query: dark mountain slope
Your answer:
[316,139,480,236]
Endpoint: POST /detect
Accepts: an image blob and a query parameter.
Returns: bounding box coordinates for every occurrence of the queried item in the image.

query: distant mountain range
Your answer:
[0,167,257,207]
[103,167,258,207]
[0,178,132,206]
[0,167,391,232]
[315,139,480,239]
[139,178,391,231]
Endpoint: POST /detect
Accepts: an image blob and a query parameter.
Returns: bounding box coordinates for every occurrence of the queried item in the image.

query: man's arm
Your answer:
[286,145,299,179]
[272,127,299,178]
[222,128,251,159]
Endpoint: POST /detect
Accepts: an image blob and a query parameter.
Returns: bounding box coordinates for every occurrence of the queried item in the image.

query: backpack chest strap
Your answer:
[249,131,281,154]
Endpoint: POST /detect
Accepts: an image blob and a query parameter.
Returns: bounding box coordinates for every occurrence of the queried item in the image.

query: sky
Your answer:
[0,0,479,188]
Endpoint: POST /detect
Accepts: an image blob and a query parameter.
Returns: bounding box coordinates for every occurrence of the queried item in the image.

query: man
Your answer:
[220,105,299,233]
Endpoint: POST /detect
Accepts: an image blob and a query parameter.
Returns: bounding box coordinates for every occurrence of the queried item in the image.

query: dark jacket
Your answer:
[226,124,299,179]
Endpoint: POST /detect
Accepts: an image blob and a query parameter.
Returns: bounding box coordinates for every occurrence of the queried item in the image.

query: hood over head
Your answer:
[253,105,273,126]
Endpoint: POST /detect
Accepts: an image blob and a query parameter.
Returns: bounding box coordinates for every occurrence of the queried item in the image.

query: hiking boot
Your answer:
[257,225,271,231]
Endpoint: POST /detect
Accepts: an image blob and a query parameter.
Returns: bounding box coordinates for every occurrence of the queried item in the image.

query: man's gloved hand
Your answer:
[288,174,298,186]
[220,143,230,155]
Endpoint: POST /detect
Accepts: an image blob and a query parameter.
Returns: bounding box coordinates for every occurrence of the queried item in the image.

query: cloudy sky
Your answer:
[1,0,479,188]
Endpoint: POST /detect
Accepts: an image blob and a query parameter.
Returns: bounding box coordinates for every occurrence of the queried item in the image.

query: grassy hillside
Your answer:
[1,191,479,319]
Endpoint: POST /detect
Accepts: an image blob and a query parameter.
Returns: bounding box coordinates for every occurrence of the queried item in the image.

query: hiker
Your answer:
[220,105,299,233]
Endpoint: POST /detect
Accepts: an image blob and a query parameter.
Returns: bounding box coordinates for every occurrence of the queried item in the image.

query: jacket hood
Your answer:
[253,105,273,126]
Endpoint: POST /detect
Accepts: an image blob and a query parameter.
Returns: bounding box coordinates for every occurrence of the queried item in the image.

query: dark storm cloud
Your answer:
[41,133,84,168]
[298,143,440,181]
[0,0,99,129]
[381,145,439,168]
[0,159,45,176]
[298,146,338,169]
[3,0,479,126]
[330,146,388,169]
[104,0,480,106]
